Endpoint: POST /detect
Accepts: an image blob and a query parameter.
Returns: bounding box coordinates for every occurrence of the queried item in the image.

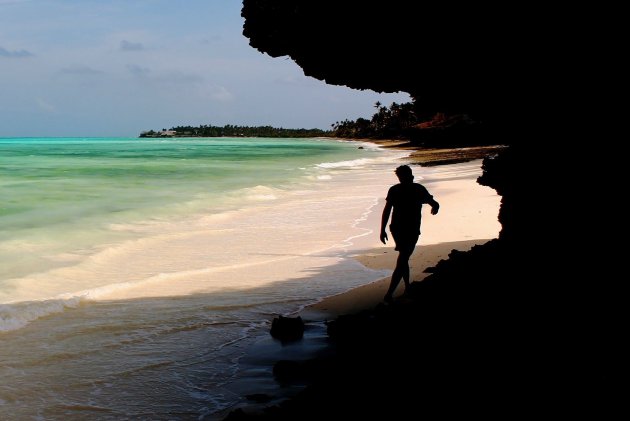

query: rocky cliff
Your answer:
[227,2,616,419]
[242,1,519,122]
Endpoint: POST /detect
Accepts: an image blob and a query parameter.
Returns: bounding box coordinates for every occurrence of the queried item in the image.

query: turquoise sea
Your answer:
[0,137,408,419]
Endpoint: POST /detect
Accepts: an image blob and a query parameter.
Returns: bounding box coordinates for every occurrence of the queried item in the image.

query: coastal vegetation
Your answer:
[140,102,492,148]
[330,101,492,147]
[139,125,330,138]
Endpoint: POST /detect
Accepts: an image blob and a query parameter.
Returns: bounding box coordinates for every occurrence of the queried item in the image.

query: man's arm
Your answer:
[380,202,392,244]
[429,198,440,215]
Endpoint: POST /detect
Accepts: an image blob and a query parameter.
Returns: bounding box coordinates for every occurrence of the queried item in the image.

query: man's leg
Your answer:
[401,239,417,293]
[384,247,413,302]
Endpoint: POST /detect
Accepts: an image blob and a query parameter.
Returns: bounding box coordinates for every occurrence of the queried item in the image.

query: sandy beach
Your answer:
[302,145,503,318]
[222,145,504,419]
[303,239,491,317]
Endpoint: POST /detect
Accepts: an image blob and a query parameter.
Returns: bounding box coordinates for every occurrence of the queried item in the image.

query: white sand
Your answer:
[302,159,501,318]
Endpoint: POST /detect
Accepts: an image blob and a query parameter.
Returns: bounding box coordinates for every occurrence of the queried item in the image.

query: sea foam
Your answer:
[0,297,84,333]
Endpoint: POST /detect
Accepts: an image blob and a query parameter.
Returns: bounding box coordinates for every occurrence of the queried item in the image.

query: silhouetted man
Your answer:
[380,165,439,302]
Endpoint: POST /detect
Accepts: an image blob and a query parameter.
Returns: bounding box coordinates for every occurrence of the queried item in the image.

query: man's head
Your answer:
[395,165,414,182]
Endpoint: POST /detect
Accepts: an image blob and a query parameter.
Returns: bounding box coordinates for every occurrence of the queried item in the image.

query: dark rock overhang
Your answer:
[242,1,516,120]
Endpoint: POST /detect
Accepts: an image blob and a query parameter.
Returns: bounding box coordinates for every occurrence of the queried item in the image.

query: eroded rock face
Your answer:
[242,0,515,121]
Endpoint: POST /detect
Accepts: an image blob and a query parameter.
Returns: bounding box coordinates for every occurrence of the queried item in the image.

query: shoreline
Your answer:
[341,138,506,166]
[221,141,503,418]
[301,238,492,319]
[302,139,503,317]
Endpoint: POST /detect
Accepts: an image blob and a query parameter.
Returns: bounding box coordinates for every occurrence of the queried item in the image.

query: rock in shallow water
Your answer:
[270,315,304,342]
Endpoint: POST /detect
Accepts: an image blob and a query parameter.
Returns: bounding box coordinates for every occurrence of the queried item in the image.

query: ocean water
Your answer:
[0,137,408,419]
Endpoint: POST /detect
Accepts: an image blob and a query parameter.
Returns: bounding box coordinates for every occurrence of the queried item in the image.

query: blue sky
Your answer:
[0,0,410,137]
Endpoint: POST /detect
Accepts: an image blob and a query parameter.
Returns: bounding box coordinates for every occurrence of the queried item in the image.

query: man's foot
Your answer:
[384,294,393,303]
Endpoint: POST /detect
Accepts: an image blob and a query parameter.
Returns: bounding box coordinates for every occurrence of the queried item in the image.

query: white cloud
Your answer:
[126,64,150,77]
[120,40,144,52]
[59,65,103,75]
[0,46,33,58]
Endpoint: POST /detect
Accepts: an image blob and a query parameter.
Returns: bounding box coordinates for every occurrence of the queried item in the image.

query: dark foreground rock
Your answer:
[270,316,305,342]
[226,242,617,419]
[232,2,621,418]
[223,146,618,420]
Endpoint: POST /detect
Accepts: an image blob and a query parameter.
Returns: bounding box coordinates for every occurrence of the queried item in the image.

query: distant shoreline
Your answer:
[337,138,507,166]
[138,126,331,139]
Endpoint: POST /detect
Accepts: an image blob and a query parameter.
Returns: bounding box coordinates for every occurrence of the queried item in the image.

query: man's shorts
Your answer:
[391,229,419,253]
